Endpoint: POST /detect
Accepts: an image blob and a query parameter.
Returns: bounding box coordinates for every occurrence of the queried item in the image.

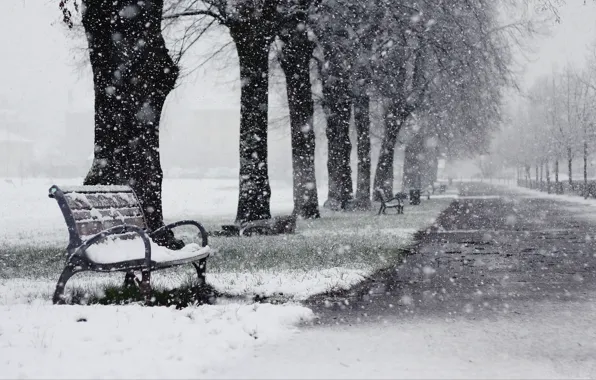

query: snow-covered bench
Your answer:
[375,188,404,215]
[48,185,211,304]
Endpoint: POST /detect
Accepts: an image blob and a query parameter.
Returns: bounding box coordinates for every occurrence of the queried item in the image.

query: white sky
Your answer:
[522,1,596,85]
[1,1,596,169]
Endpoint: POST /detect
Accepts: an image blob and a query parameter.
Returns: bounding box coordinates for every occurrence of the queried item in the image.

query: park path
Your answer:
[213,182,596,379]
[306,182,596,323]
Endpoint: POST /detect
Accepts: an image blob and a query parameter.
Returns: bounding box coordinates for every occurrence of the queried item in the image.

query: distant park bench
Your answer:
[375,189,404,215]
[48,185,211,304]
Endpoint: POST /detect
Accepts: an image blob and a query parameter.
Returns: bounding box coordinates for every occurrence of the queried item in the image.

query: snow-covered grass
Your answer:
[502,182,596,206]
[0,177,453,302]
[0,177,454,378]
[0,300,314,379]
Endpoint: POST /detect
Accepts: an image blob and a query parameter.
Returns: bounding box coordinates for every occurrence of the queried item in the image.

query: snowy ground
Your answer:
[213,298,596,379]
[0,177,453,301]
[0,301,314,379]
[205,183,596,380]
[0,177,453,378]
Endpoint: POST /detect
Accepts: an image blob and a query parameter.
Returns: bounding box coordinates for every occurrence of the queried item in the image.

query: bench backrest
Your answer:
[394,192,408,201]
[49,185,147,248]
[375,188,388,204]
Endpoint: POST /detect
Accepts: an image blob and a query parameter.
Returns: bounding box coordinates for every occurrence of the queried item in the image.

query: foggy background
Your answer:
[1,1,595,182]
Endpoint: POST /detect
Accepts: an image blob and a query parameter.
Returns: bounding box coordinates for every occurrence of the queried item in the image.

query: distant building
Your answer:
[0,129,34,178]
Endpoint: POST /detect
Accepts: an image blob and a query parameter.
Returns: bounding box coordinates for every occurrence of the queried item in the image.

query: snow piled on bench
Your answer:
[84,238,211,264]
[0,301,313,379]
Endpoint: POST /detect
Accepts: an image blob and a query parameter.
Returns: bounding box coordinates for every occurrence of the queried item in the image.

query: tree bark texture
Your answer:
[280,28,320,219]
[353,93,372,210]
[230,26,274,223]
[568,147,573,185]
[82,0,178,232]
[584,140,588,198]
[545,161,551,194]
[402,132,433,191]
[373,103,408,200]
[322,74,353,210]
[319,31,354,211]
[539,162,543,190]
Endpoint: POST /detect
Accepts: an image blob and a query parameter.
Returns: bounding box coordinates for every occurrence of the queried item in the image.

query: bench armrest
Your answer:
[150,220,209,248]
[73,224,152,268]
[386,196,402,204]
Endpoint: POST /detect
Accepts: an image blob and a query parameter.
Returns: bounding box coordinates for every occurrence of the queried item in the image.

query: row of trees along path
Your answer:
[58,0,524,233]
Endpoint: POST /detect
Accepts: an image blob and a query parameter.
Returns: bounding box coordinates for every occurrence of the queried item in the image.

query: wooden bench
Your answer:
[48,185,211,304]
[375,189,404,215]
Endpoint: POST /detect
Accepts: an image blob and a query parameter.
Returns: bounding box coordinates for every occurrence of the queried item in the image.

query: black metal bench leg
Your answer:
[53,265,77,305]
[140,269,151,303]
[124,271,138,289]
[192,258,207,286]
[193,258,212,305]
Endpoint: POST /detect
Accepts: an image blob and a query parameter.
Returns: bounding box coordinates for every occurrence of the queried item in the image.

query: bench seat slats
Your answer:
[76,218,147,237]
[72,207,143,222]
[58,185,134,193]
[66,192,140,211]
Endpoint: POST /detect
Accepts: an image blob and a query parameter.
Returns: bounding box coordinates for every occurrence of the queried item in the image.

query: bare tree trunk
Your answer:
[82,0,178,234]
[322,77,353,210]
[231,28,273,223]
[373,104,407,200]
[429,147,440,185]
[584,140,588,199]
[568,147,573,185]
[280,30,320,219]
[353,93,371,210]
[546,160,551,194]
[540,162,543,191]
[402,133,425,190]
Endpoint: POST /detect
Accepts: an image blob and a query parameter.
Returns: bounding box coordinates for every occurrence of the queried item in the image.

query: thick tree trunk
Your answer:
[82,0,178,233]
[540,162,543,190]
[402,133,426,190]
[230,29,273,223]
[280,31,320,219]
[429,148,439,185]
[584,140,588,198]
[555,159,559,183]
[373,104,407,200]
[568,147,573,185]
[353,93,372,210]
[546,161,551,194]
[322,76,353,210]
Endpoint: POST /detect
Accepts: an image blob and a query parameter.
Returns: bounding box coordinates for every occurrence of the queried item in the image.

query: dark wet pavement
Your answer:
[307,182,596,325]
